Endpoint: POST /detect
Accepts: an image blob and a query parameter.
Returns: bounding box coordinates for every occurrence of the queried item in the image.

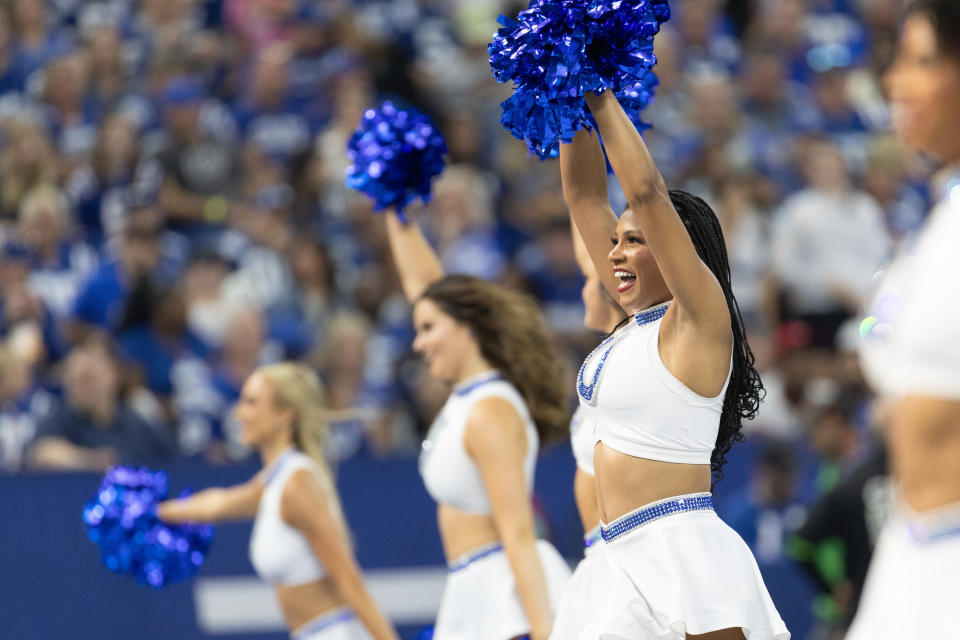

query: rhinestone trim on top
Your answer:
[577,301,670,403]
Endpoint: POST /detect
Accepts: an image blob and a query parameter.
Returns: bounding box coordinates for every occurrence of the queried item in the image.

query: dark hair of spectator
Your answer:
[668,190,765,484]
[418,274,569,444]
[74,333,120,366]
[907,0,960,62]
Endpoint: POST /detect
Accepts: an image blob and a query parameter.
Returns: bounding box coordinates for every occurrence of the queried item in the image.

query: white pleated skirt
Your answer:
[434,539,572,640]
[550,529,611,640]
[579,497,789,640]
[291,608,372,640]
[846,503,960,640]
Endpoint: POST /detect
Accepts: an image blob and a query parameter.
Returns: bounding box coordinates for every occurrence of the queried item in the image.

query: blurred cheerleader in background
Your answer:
[159,363,398,640]
[850,1,960,637]
[377,202,571,640]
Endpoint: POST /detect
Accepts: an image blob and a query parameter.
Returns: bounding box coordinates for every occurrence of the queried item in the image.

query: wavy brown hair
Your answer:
[419,274,569,444]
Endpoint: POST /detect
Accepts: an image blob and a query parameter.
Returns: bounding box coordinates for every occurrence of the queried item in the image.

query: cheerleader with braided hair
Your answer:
[559,88,787,639]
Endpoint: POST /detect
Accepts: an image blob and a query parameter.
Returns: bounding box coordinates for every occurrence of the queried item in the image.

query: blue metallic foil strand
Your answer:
[489,0,671,158]
[344,101,448,222]
[82,466,214,588]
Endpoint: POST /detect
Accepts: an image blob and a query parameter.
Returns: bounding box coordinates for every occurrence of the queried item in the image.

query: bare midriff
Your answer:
[594,442,712,524]
[277,577,347,633]
[574,469,600,534]
[890,395,960,512]
[437,504,501,563]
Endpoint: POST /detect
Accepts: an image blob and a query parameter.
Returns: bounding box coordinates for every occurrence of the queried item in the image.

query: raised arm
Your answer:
[584,91,728,332]
[465,398,553,640]
[281,470,399,640]
[384,210,445,302]
[157,476,264,524]
[560,130,620,299]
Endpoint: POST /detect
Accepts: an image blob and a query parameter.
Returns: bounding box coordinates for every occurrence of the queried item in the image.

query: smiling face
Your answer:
[608,209,671,314]
[234,372,292,450]
[412,298,477,382]
[887,13,960,163]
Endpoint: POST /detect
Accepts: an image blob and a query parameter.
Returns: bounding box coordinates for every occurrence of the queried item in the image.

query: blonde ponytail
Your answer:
[257,362,347,526]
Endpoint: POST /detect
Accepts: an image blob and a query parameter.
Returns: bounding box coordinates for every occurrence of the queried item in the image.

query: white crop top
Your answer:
[249,449,326,586]
[570,405,596,476]
[577,302,731,465]
[419,371,539,514]
[859,172,960,399]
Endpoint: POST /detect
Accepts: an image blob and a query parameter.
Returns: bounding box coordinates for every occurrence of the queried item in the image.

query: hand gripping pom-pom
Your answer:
[82,467,214,588]
[488,0,671,158]
[344,101,448,222]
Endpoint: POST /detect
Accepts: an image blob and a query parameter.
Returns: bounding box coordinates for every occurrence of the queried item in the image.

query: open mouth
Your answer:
[614,269,636,293]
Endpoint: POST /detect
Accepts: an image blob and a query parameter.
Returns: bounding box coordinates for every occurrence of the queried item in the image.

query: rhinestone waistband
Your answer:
[292,608,355,639]
[600,493,713,543]
[447,542,504,572]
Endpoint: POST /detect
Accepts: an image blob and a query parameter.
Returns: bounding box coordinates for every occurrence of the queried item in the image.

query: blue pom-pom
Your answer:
[489,0,671,158]
[82,466,214,589]
[345,101,448,222]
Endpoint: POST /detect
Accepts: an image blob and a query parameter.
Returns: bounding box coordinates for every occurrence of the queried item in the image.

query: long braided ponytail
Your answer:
[669,190,764,483]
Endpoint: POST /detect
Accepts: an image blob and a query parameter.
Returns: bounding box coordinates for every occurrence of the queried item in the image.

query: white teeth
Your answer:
[613,269,636,280]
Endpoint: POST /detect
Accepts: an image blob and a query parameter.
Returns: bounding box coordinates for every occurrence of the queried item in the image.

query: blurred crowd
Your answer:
[0,0,927,633]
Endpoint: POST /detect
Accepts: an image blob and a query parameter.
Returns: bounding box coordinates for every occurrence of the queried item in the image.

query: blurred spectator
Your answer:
[427,165,505,280]
[0,343,52,472]
[18,184,98,320]
[736,48,812,194]
[67,112,143,247]
[173,307,280,462]
[8,0,72,91]
[317,311,377,459]
[807,391,865,495]
[155,75,239,238]
[806,66,871,169]
[83,21,129,116]
[514,215,584,334]
[40,50,98,165]
[0,118,58,222]
[234,42,322,165]
[720,442,815,636]
[27,337,175,471]
[724,442,808,561]
[674,0,741,74]
[0,241,61,364]
[0,5,16,94]
[790,440,890,637]
[714,174,774,331]
[68,216,161,340]
[862,136,928,240]
[772,138,891,349]
[220,183,297,313]
[118,284,210,414]
[181,250,233,348]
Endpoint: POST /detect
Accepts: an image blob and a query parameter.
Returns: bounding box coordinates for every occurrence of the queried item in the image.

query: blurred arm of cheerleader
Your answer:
[467,396,554,640]
[583,90,732,348]
[157,475,264,523]
[384,207,445,302]
[560,128,622,300]
[280,468,400,640]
